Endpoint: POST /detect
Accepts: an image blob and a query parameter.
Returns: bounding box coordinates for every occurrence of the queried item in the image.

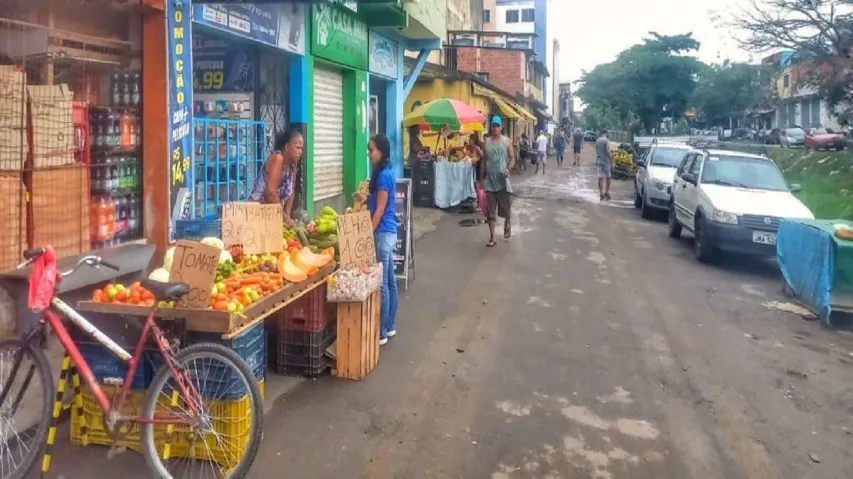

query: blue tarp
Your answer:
[777,219,834,321]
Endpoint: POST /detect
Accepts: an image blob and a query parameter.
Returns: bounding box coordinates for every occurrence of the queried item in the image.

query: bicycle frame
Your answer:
[44,297,202,426]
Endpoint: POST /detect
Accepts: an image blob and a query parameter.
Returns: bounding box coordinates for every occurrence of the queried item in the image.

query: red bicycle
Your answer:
[0,247,263,478]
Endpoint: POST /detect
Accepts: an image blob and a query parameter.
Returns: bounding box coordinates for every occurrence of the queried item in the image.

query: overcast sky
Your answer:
[545,0,754,111]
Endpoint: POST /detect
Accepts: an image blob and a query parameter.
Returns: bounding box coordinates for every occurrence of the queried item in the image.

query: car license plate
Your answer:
[752,231,777,245]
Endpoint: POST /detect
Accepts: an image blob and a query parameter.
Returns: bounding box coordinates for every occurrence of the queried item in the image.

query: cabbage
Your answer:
[200,237,224,250]
[163,246,176,272]
[148,267,170,283]
[219,250,233,264]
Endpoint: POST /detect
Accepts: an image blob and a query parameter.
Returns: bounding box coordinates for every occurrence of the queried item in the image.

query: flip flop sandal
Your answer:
[486,239,497,247]
[504,223,512,240]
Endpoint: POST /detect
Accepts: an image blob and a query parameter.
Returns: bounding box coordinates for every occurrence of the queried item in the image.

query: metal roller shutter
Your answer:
[313,66,345,208]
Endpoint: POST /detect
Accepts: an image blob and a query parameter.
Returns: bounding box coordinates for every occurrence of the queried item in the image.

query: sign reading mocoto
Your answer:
[167,0,194,242]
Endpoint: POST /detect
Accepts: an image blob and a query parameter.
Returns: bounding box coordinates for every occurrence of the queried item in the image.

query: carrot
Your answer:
[224,280,240,289]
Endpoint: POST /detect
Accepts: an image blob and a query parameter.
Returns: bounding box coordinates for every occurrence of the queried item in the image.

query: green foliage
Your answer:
[671,118,690,135]
[691,61,778,122]
[576,33,702,132]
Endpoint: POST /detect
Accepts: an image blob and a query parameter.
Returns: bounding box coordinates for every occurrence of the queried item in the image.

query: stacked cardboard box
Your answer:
[31,164,90,259]
[0,173,26,272]
[0,67,27,171]
[28,84,75,168]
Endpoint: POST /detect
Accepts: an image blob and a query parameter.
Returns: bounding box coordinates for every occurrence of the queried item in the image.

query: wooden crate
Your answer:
[333,291,380,381]
[0,172,25,272]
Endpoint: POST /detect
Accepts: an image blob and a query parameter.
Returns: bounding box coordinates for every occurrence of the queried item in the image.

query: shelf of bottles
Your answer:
[191,115,266,218]
[89,70,142,249]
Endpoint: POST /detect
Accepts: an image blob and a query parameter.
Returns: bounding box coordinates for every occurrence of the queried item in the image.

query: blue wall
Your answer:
[534,0,547,63]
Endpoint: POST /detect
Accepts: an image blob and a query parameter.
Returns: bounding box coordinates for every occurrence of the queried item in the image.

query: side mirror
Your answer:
[637,159,646,168]
[682,173,697,185]
[790,183,802,193]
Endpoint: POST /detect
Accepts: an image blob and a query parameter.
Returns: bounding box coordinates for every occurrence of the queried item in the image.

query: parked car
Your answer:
[583,130,598,142]
[780,127,806,147]
[668,148,814,262]
[634,143,692,219]
[730,128,754,141]
[761,128,781,145]
[805,127,845,151]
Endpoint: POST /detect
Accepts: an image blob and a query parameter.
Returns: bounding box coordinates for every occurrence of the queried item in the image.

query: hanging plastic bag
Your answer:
[28,246,58,311]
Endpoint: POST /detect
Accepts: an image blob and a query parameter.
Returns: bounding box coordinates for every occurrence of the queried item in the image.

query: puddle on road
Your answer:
[516,169,634,209]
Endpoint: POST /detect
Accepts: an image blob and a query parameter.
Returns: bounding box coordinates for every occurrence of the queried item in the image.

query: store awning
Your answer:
[471,83,536,122]
[510,102,537,121]
[492,97,520,119]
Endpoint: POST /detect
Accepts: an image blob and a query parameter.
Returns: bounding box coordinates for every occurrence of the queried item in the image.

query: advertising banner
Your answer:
[369,31,399,79]
[167,0,194,241]
[394,178,413,288]
[192,35,255,93]
[311,3,368,70]
[193,3,306,55]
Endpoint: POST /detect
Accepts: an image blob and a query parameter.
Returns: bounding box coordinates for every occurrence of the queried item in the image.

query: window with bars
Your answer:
[506,9,519,23]
[521,8,535,22]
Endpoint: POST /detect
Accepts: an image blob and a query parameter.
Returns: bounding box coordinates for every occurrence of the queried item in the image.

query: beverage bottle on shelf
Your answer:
[95,197,109,242]
[109,157,120,191]
[113,112,122,147]
[131,158,140,189]
[128,193,140,238]
[107,197,116,243]
[111,72,121,106]
[122,72,132,107]
[131,72,140,106]
[116,196,128,239]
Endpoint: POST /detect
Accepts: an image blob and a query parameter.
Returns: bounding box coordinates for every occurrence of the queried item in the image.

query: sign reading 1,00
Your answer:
[193,70,225,91]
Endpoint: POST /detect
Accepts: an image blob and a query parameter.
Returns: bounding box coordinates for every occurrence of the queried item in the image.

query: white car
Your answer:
[668,148,814,262]
[634,143,693,219]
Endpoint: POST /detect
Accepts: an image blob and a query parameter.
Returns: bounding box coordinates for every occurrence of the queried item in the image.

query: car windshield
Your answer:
[812,128,833,135]
[649,147,687,167]
[700,156,789,191]
[786,128,805,137]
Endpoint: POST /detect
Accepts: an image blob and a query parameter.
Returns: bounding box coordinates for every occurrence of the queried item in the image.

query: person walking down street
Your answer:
[248,128,304,225]
[554,130,566,167]
[355,134,398,345]
[572,128,584,165]
[480,116,515,247]
[535,130,549,175]
[517,133,529,172]
[595,129,614,201]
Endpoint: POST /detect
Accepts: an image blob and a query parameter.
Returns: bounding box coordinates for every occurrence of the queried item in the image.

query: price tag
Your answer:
[169,240,220,309]
[336,211,376,269]
[221,202,284,254]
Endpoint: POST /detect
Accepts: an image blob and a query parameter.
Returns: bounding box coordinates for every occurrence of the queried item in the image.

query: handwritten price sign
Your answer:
[336,211,376,269]
[169,240,219,309]
[221,202,284,254]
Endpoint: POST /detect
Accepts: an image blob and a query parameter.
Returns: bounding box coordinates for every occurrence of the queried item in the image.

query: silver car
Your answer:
[634,143,693,219]
[780,127,806,147]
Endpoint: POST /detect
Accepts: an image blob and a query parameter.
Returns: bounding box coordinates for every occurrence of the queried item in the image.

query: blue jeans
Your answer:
[375,231,398,339]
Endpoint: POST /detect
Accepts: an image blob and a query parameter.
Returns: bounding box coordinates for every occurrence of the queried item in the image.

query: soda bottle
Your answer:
[122,72,132,107]
[112,112,122,147]
[107,197,116,241]
[131,72,140,106]
[116,196,128,239]
[111,72,121,106]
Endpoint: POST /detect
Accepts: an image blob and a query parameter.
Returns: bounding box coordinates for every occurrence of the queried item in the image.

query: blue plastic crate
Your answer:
[174,215,221,241]
[78,343,150,390]
[186,322,266,399]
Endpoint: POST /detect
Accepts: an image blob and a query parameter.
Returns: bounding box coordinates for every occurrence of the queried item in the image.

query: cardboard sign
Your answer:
[336,211,376,268]
[169,240,220,309]
[221,202,284,254]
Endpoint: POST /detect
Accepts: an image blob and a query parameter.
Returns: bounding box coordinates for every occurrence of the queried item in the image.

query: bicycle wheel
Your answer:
[140,343,263,479]
[0,339,53,479]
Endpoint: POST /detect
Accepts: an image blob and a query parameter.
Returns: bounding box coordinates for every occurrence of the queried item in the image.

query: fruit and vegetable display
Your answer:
[326,263,383,303]
[91,281,155,306]
[611,146,636,179]
[304,206,340,264]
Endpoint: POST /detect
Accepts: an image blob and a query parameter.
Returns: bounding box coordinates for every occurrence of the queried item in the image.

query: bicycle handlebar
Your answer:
[17,252,120,277]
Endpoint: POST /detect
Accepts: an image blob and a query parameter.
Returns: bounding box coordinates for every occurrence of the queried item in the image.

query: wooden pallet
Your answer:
[332,291,380,381]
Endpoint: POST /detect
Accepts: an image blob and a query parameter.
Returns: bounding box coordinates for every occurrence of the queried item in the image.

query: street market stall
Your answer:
[777,219,853,325]
[403,99,484,209]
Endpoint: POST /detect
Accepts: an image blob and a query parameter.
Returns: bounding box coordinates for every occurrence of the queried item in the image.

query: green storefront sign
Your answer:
[311,3,368,70]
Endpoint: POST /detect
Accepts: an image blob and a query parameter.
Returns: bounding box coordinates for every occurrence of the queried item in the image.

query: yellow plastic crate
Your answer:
[70,380,264,466]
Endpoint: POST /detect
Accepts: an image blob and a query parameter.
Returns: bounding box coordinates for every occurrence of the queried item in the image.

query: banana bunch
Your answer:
[611,148,636,179]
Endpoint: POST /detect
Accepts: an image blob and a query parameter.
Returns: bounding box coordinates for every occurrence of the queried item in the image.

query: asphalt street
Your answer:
[38,147,853,479]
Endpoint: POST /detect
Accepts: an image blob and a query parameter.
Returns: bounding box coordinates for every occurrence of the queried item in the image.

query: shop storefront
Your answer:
[0,0,148,272]
[367,30,403,175]
[309,3,369,213]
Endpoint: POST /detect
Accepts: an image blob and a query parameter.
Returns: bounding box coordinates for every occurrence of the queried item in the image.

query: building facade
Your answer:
[559,82,574,129]
[762,51,840,131]
[491,0,547,108]
[552,39,560,123]
[482,0,497,31]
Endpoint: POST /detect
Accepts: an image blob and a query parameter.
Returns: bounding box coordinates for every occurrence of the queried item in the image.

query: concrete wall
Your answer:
[447,0,484,31]
[482,0,497,31]
[403,0,448,41]
[495,0,535,34]
[455,47,526,97]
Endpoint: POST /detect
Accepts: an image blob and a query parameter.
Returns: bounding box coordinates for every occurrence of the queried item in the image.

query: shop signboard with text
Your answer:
[192,35,255,93]
[193,3,306,55]
[311,3,368,70]
[368,31,399,79]
[167,0,194,241]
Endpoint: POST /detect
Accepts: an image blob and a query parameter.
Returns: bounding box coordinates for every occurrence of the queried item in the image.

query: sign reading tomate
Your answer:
[167,0,194,241]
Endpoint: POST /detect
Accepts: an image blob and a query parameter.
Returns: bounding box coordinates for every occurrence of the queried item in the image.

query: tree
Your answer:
[576,33,703,132]
[734,0,853,118]
[691,61,778,123]
[581,104,622,131]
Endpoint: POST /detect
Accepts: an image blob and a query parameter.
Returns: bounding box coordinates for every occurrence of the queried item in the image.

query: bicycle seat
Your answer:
[141,279,190,301]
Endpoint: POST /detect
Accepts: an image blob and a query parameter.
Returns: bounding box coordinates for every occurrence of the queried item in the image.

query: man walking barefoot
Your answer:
[595,130,614,201]
[480,116,515,247]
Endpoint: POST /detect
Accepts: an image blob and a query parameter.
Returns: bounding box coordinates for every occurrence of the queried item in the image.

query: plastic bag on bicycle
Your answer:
[28,246,58,311]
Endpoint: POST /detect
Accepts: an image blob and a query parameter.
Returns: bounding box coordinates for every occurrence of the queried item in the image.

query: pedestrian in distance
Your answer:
[535,130,549,175]
[572,128,584,165]
[479,116,515,247]
[554,129,567,167]
[354,134,398,345]
[595,129,614,201]
[518,133,530,172]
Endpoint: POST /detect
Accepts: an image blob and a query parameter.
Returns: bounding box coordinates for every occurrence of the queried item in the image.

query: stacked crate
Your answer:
[274,284,336,378]
[0,67,27,272]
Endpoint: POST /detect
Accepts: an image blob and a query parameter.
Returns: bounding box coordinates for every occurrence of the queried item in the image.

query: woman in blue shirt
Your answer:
[358,134,398,345]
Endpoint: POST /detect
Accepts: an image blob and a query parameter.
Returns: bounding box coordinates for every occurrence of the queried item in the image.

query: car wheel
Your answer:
[634,187,642,208]
[836,145,845,151]
[640,191,652,219]
[667,202,682,239]
[693,217,714,263]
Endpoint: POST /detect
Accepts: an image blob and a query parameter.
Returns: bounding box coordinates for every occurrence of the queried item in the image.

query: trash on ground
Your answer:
[762,301,817,320]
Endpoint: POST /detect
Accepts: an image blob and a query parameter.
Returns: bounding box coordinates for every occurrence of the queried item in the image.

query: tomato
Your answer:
[213,300,230,311]
[115,289,128,303]
[142,298,155,307]
[141,289,154,301]
[92,288,103,301]
[130,290,142,304]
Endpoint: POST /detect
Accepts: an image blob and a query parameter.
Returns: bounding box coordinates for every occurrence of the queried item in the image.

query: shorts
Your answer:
[596,160,612,179]
[485,190,512,222]
[573,145,582,154]
[537,151,547,164]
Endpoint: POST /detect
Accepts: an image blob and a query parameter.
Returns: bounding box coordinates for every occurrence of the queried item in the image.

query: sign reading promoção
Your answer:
[167,0,194,242]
